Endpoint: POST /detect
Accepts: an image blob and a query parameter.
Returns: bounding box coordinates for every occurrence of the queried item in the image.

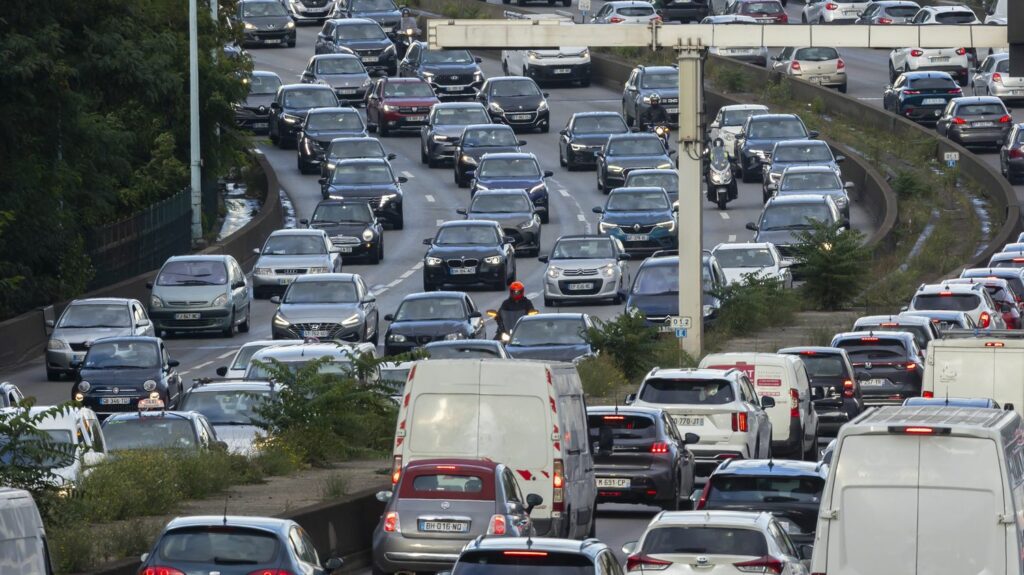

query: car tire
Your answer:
[613,292,623,304]
[838,83,847,94]
[580,77,591,87]
[367,243,381,264]
[223,310,235,338]
[427,155,440,168]
[46,368,62,382]
[661,482,681,511]
[370,323,380,346]
[269,127,280,145]
[540,122,549,134]
[545,297,554,307]
[560,147,567,167]
[741,165,757,183]
[297,155,311,174]
[423,281,436,292]
[420,142,429,164]
[239,307,251,333]
[803,431,819,461]
[540,210,549,224]
[393,214,404,230]
[888,60,897,84]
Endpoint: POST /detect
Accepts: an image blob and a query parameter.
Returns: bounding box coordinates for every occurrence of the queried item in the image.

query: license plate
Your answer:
[253,122,268,128]
[278,278,292,285]
[861,378,888,387]
[626,234,649,242]
[303,330,330,338]
[596,477,630,488]
[450,267,476,275]
[757,18,773,22]
[419,521,468,533]
[666,107,678,114]
[510,114,532,121]
[809,76,827,83]
[974,121,995,127]
[922,98,946,105]
[100,397,132,405]
[554,68,572,74]
[930,56,950,63]
[406,115,427,122]
[362,56,379,63]
[337,246,353,253]
[264,39,282,44]
[568,282,594,291]
[174,313,200,320]
[338,89,357,95]
[673,415,704,427]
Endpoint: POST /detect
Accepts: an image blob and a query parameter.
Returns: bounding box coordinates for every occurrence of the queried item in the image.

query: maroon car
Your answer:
[366,77,440,136]
[730,0,788,23]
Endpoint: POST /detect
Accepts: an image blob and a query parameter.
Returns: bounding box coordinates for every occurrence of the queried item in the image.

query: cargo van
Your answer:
[810,406,1024,575]
[923,337,1024,411]
[698,353,818,458]
[0,488,53,575]
[391,359,596,539]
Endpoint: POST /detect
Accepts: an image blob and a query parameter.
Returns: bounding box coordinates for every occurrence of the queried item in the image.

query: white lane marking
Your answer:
[193,361,213,371]
[400,270,415,279]
[728,234,737,242]
[856,97,883,101]
[425,195,436,203]
[436,219,445,226]
[217,350,236,359]
[577,214,586,222]
[180,370,191,376]
[371,284,388,294]
[720,212,731,220]
[413,262,424,270]
[387,279,402,288]
[559,189,571,197]
[375,287,389,294]
[527,292,540,299]
[402,171,415,178]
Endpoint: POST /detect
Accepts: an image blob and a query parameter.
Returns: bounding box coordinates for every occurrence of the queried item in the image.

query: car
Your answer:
[469,153,552,223]
[851,314,940,355]
[774,165,852,222]
[707,104,770,158]
[383,292,487,355]
[365,77,440,136]
[287,0,335,22]
[778,346,863,438]
[989,250,1024,270]
[454,124,524,187]
[0,406,107,486]
[771,46,847,93]
[0,488,51,575]
[627,251,726,328]
[986,0,1008,24]
[372,458,540,575]
[854,0,921,24]
[245,342,377,381]
[907,281,1007,329]
[973,52,1024,101]
[736,113,815,183]
[300,54,372,106]
[236,0,296,48]
[303,199,385,264]
[883,71,963,124]
[944,277,1022,329]
[101,409,223,452]
[422,339,510,358]
[297,107,368,173]
[960,266,1024,299]
[71,336,183,415]
[762,139,844,200]
[321,136,396,178]
[270,273,380,343]
[558,111,630,171]
[728,0,788,22]
[330,0,402,37]
[935,96,1012,147]
[998,241,1024,253]
[711,242,793,288]
[621,65,679,129]
[597,133,674,193]
[457,190,542,256]
[654,0,710,22]
[830,330,924,405]
[399,42,485,100]
[215,339,304,378]
[148,255,252,336]
[628,367,775,478]
[379,360,412,398]
[539,235,631,306]
[314,18,398,76]
[44,297,155,380]
[746,194,845,270]
[269,84,340,148]
[624,168,679,206]
[899,309,978,331]
[421,102,492,168]
[591,1,661,24]
[251,229,342,298]
[702,16,769,66]
[903,396,1001,408]
[889,46,971,86]
[500,17,591,86]
[476,77,550,133]
[236,71,282,133]
[801,0,867,23]
[0,382,25,408]
[178,381,280,454]
[588,405,699,509]
[450,537,620,575]
[910,3,980,24]
[422,220,516,292]
[319,158,407,228]
[503,313,594,362]
[594,187,677,256]
[139,516,343,575]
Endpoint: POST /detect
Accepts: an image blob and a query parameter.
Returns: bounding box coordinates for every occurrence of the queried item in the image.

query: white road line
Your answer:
[387,279,402,288]
[527,292,540,299]
[375,287,389,294]
[425,195,436,203]
[401,171,415,178]
[400,270,415,279]
[371,284,388,293]
[193,361,212,371]
[720,212,731,220]
[856,97,883,101]
[413,262,424,270]
[728,234,737,242]
[436,219,445,226]
[577,214,586,222]
[180,370,190,376]
[559,189,571,197]
[217,350,236,359]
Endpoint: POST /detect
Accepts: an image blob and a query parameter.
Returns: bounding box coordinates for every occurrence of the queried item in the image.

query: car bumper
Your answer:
[373,531,466,573]
[235,111,273,132]
[150,308,231,332]
[526,63,591,82]
[424,264,507,286]
[793,73,846,88]
[488,109,550,130]
[427,139,459,160]
[334,87,369,104]
[253,273,306,292]
[79,393,149,416]
[899,103,946,123]
[950,126,1012,145]
[243,30,296,46]
[289,6,332,20]
[607,230,678,255]
[430,82,483,100]
[814,408,855,437]
[46,349,88,372]
[989,84,1024,99]
[567,146,601,166]
[272,323,364,342]
[545,276,620,300]
[360,56,398,74]
[331,238,379,259]
[373,198,403,225]
[381,111,431,131]
[594,465,676,503]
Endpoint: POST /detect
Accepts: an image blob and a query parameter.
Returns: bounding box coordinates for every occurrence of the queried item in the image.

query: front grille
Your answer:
[558,280,603,295]
[615,224,656,234]
[434,74,474,86]
[416,335,434,345]
[290,323,346,339]
[168,300,207,307]
[356,48,382,57]
[398,106,428,113]
[563,268,599,277]
[69,343,90,352]
[447,259,479,268]
[275,268,307,275]
[331,236,361,246]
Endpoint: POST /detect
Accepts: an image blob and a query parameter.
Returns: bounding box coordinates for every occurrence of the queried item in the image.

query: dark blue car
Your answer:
[504,313,594,362]
[383,291,487,355]
[469,152,552,223]
[883,71,963,125]
[626,251,726,327]
[593,187,677,256]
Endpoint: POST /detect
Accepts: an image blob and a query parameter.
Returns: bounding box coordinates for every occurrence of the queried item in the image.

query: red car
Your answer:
[946,277,1022,329]
[365,77,440,136]
[730,0,788,23]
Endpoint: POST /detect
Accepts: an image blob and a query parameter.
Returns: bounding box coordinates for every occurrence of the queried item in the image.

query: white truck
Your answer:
[500,12,591,87]
[923,336,1024,411]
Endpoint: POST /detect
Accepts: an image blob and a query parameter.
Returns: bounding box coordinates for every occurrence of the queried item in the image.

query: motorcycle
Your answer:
[395,26,419,59]
[486,308,539,342]
[649,123,671,150]
[705,139,737,210]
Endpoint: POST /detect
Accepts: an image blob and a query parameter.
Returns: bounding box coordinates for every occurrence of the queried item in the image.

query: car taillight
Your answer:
[993,72,1004,84]
[488,514,507,535]
[391,455,402,484]
[695,480,712,510]
[842,379,854,399]
[910,49,924,57]
[790,388,799,418]
[732,412,748,432]
[923,390,934,398]
[609,15,625,22]
[141,568,187,575]
[626,555,672,571]
[825,2,838,9]
[790,61,801,72]
[383,511,400,533]
[955,48,966,55]
[553,458,564,513]
[247,570,295,575]
[906,362,918,371]
[837,58,845,71]
[734,556,785,575]
[948,88,962,94]
[778,13,788,23]
[877,16,892,24]
[952,117,967,125]
[652,15,663,22]
[903,89,921,95]
[650,441,669,454]
[1012,148,1024,159]
[1000,114,1013,123]
[979,311,992,328]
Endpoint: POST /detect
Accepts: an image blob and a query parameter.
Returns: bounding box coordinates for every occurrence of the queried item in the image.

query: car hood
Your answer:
[255,254,331,268]
[52,326,134,344]
[382,96,439,107]
[505,343,591,362]
[319,74,370,89]
[341,38,393,51]
[491,94,544,111]
[151,284,226,303]
[745,137,795,152]
[770,160,837,174]
[628,293,678,318]
[325,183,398,197]
[427,245,504,258]
[602,210,673,226]
[460,145,520,160]
[244,15,292,29]
[309,221,373,237]
[388,319,471,336]
[433,124,472,138]
[475,176,543,189]
[278,302,361,323]
[243,93,275,110]
[306,128,367,144]
[722,267,779,284]
[605,155,672,169]
[468,212,534,227]
[571,133,617,147]
[78,367,163,387]
[640,88,679,99]
[421,63,481,76]
[754,228,802,248]
[549,258,616,270]
[212,424,263,456]
[353,10,401,26]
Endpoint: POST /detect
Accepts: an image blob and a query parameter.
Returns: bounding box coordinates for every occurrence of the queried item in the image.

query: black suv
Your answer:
[422,221,516,291]
[269,84,339,148]
[453,124,524,187]
[303,199,385,264]
[778,346,864,438]
[330,0,401,38]
[478,77,550,133]
[737,113,816,182]
[829,330,924,406]
[314,18,398,76]
[559,111,630,170]
[319,158,407,229]
[399,42,485,100]
[622,65,679,128]
[597,133,674,192]
[296,107,368,174]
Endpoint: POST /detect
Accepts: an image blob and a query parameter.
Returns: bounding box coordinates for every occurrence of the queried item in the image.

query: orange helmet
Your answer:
[510,281,525,300]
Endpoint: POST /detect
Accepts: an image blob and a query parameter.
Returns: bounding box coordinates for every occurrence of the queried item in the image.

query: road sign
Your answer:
[667,316,692,329]
[944,151,959,168]
[675,328,688,339]
[578,0,591,13]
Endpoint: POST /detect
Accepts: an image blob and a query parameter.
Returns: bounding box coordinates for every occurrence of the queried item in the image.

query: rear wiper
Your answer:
[212,557,259,565]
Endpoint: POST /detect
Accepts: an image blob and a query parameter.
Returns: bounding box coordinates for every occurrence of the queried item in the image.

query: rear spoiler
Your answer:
[940,328,1024,340]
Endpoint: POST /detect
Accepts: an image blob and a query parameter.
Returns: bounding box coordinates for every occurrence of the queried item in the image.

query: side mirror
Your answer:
[808,130,820,139]
[318,177,327,186]
[45,319,55,328]
[761,396,776,409]
[542,92,550,98]
[216,366,228,377]
[469,311,482,318]
[300,218,309,225]
[167,359,180,368]
[709,122,720,129]
[538,255,549,263]
[384,314,395,322]
[835,155,846,163]
[543,170,554,178]
[900,305,908,312]
[475,56,483,63]
[398,176,409,184]
[617,253,630,261]
[270,296,282,304]
[325,557,344,573]
[253,248,261,255]
[525,493,543,514]
[137,318,152,328]
[624,392,636,405]
[1006,403,1015,411]
[622,542,638,555]
[503,237,514,244]
[770,55,779,61]
[844,181,855,190]
[140,553,150,563]
[232,281,246,290]
[518,140,528,146]
[270,102,280,109]
[376,490,394,502]
[423,238,433,245]
[70,360,82,370]
[387,153,397,160]
[684,432,700,444]
[456,208,467,215]
[592,206,604,214]
[746,222,759,231]
[363,295,377,304]
[559,129,568,135]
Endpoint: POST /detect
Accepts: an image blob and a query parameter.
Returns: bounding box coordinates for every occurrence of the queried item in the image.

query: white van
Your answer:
[810,406,1024,575]
[392,359,596,539]
[923,337,1024,411]
[0,488,53,575]
[500,12,591,86]
[0,406,108,486]
[698,353,819,458]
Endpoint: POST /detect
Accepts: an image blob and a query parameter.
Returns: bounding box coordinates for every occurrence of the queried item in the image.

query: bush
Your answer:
[793,219,870,310]
[576,354,630,401]
[709,272,801,336]
[584,313,661,381]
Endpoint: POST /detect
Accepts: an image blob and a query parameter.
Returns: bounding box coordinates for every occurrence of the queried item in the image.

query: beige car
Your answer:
[771,46,847,93]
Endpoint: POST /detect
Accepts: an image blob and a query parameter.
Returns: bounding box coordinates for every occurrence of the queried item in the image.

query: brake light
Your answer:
[778,13,788,23]
[903,90,921,95]
[383,511,400,533]
[948,88,963,94]
[609,15,625,22]
[955,48,966,55]
[488,514,507,535]
[734,556,785,574]
[799,350,816,356]
[993,72,1004,84]
[247,570,295,575]
[952,117,967,125]
[837,58,845,71]
[880,322,899,327]
[923,390,934,398]
[695,481,712,510]
[986,341,1006,347]
[1011,148,1024,159]
[905,362,918,371]
[980,311,992,328]
[1014,258,1024,263]
[939,290,954,295]
[790,61,801,72]
[904,426,936,434]
[553,458,564,513]
[1000,114,1013,123]
[391,455,402,484]
[650,441,669,454]
[505,551,550,557]
[842,379,854,398]
[141,568,187,575]
[790,388,800,418]
[860,336,879,342]
[910,49,924,57]
[626,555,672,571]
[877,16,892,23]
[825,2,838,9]
[436,465,457,470]
[732,412,748,432]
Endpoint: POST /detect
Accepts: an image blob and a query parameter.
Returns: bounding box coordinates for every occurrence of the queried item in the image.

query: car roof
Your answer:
[165,515,292,533]
[403,291,467,301]
[424,340,501,349]
[290,273,358,284]
[68,297,134,306]
[166,254,233,263]
[251,70,281,78]
[781,165,837,174]
[921,4,974,12]
[329,136,379,144]
[335,157,391,167]
[103,410,203,424]
[572,111,623,118]
[517,313,587,322]
[774,139,826,148]
[963,267,1024,277]
[250,344,357,361]
[464,123,514,131]
[832,330,916,343]
[854,314,932,326]
[952,96,1005,105]
[650,510,774,528]
[765,193,831,205]
[721,104,769,111]
[713,242,774,251]
[471,189,531,198]
[636,65,677,74]
[312,53,361,60]
[383,77,429,83]
[646,367,743,381]
[188,381,278,392]
[778,345,847,356]
[900,310,968,319]
[901,70,956,79]
[88,335,161,345]
[307,106,360,115]
[334,17,381,25]
[588,405,665,417]
[903,397,999,408]
[435,102,487,109]
[280,83,335,92]
[609,186,670,195]
[268,228,325,237]
[479,152,536,161]
[712,458,827,478]
[463,536,609,558]
[627,168,677,175]
[440,219,501,228]
[608,133,662,141]
[946,277,1012,289]
[1,406,96,429]
[405,458,501,473]
[916,282,985,294]
[748,113,800,122]
[556,234,614,242]
[990,251,1024,261]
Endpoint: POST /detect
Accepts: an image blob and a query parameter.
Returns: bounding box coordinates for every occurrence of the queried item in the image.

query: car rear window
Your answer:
[708,475,825,504]
[587,414,657,440]
[794,47,839,61]
[454,551,595,575]
[912,293,980,312]
[797,355,848,380]
[855,324,928,349]
[955,103,1006,116]
[398,472,494,500]
[156,527,279,564]
[619,6,655,15]
[935,11,975,23]
[908,77,958,90]
[103,417,197,451]
[639,378,736,405]
[642,526,768,556]
[886,6,918,17]
[834,340,908,362]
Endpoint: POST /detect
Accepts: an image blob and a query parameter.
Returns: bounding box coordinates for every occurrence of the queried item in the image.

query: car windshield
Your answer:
[490,80,541,97]
[639,378,736,404]
[306,111,363,131]
[330,163,393,184]
[587,414,657,440]
[643,526,769,555]
[230,343,281,371]
[352,0,396,10]
[471,194,532,213]
[478,158,540,178]
[607,191,669,211]
[722,108,765,126]
[761,204,832,230]
[379,367,409,394]
[157,260,228,286]
[463,128,519,147]
[313,202,374,223]
[383,82,435,98]
[552,239,615,260]
[641,72,676,89]
[328,140,384,159]
[395,298,467,321]
[434,107,490,125]
[510,319,585,346]
[58,304,131,328]
[780,172,841,191]
[454,551,595,575]
[84,341,159,369]
[626,173,677,191]
[956,103,1006,116]
[261,235,326,255]
[935,11,976,23]
[633,264,678,295]
[708,476,825,503]
[103,417,197,451]
[714,248,775,268]
[748,118,807,139]
[422,49,475,64]
[913,293,980,312]
[283,280,359,304]
[179,389,271,425]
[284,90,337,109]
[317,58,364,75]
[435,225,499,245]
[337,23,386,40]
[773,144,832,163]
[794,47,839,61]
[248,74,282,95]
[574,115,628,134]
[246,358,353,380]
[799,354,847,379]
[834,340,908,362]
[908,77,958,90]
[0,429,76,469]
[156,528,279,564]
[740,1,783,13]
[608,139,666,156]
[426,345,501,359]
[242,1,287,17]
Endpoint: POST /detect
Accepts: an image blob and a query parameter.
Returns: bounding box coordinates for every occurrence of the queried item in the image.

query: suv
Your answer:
[736,114,815,183]
[365,77,439,137]
[945,277,1021,329]
[851,314,940,355]
[778,346,863,438]
[627,368,775,478]
[594,187,677,256]
[398,42,485,100]
[621,65,679,128]
[314,19,398,76]
[627,251,726,327]
[451,537,620,575]
[148,255,251,337]
[890,45,971,86]
[907,282,1006,329]
[251,229,342,298]
[830,331,924,406]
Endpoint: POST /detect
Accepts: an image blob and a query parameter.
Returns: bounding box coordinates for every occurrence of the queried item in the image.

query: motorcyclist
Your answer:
[494,281,536,339]
[640,93,670,129]
[400,8,419,35]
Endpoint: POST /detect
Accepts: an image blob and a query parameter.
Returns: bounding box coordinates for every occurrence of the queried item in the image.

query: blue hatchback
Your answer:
[470,152,553,223]
[593,187,677,256]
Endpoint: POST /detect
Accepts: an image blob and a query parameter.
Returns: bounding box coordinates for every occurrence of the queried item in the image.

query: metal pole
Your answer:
[211,0,217,22]
[189,0,203,243]
[676,46,704,358]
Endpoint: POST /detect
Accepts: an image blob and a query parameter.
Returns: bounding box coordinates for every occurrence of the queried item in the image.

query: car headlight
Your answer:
[570,143,588,151]
[47,339,68,350]
[341,313,362,327]
[307,267,330,274]
[361,77,372,88]
[538,100,548,112]
[657,163,673,169]
[519,215,540,229]
[444,332,465,340]
[426,256,443,266]
[212,294,228,307]
[461,154,478,165]
[254,267,273,275]
[835,195,849,207]
[547,266,562,279]
[422,71,435,81]
[283,114,302,124]
[484,255,503,265]
[473,71,484,81]
[751,149,766,159]
[362,229,375,242]
[78,381,91,392]
[244,22,257,30]
[388,333,407,342]
[143,380,157,392]
[528,51,542,60]
[627,306,641,318]
[606,165,623,173]
[273,314,290,327]
[432,134,450,142]
[656,220,676,233]
[579,48,590,59]
[383,104,395,112]
[151,295,164,309]
[703,304,716,318]
[488,102,504,114]
[384,44,396,55]
[286,21,296,29]
[380,193,398,206]
[601,264,616,277]
[599,221,617,233]
[642,95,653,104]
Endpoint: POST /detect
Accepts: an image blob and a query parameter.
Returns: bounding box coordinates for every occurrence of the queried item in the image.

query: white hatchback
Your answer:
[711,242,793,288]
[906,282,1007,330]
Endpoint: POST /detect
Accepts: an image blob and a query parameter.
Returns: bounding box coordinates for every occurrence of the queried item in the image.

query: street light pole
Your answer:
[189,0,203,243]
[676,45,704,358]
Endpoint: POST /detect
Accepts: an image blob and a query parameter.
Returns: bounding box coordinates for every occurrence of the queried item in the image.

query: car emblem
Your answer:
[450,75,459,80]
[112,387,119,395]
[441,501,451,510]
[258,105,266,113]
[865,362,872,369]
[696,557,709,566]
[633,224,641,232]
[310,324,321,330]
[265,24,275,29]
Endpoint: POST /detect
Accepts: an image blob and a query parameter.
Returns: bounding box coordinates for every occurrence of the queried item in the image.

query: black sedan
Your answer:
[453,124,524,187]
[597,133,674,193]
[383,291,486,356]
[587,405,699,509]
[303,199,385,264]
[236,0,296,48]
[469,152,552,223]
[399,42,485,100]
[457,190,541,256]
[420,102,492,168]
[269,84,339,149]
[422,220,515,291]
[319,158,407,229]
[321,136,395,178]
[559,111,629,170]
[883,71,963,125]
[1001,123,1024,183]
[779,346,864,438]
[297,107,368,174]
[71,337,182,417]
[477,77,550,133]
[314,18,397,76]
[236,71,282,133]
[736,113,815,183]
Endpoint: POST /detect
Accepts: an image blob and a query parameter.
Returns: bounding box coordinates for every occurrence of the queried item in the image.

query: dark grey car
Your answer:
[321,136,395,179]
[236,0,297,47]
[45,298,155,380]
[936,96,1012,147]
[737,113,815,183]
[775,165,852,222]
[457,190,541,257]
[504,313,594,362]
[762,139,844,201]
[622,65,680,129]
[1000,123,1024,183]
[420,103,492,168]
[236,71,282,133]
[270,273,379,344]
[297,107,368,174]
[301,54,372,105]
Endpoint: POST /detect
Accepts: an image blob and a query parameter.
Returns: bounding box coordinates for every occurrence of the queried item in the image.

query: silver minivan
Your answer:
[147,255,251,337]
[44,297,154,380]
[0,488,53,575]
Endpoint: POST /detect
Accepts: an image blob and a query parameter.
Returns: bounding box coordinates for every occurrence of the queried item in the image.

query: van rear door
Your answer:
[929,344,997,400]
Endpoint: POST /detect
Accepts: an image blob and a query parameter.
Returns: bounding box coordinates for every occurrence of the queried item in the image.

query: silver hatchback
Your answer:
[148,255,251,338]
[45,298,155,380]
[540,235,631,306]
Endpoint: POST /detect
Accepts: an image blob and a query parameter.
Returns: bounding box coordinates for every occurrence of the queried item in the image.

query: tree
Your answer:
[793,219,870,310]
[584,312,661,381]
[0,402,81,499]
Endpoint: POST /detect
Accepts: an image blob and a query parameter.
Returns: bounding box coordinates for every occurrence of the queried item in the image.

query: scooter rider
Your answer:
[640,93,670,129]
[400,8,419,34]
[494,281,536,339]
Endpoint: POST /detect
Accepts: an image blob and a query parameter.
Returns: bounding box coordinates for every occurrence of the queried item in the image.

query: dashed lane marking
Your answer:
[217,350,235,359]
[401,171,415,178]
[720,212,730,220]
[413,262,424,270]
[527,292,540,299]
[425,195,436,203]
[577,214,586,222]
[193,361,212,371]
[559,189,571,197]
[728,234,737,242]
[387,279,402,288]
[400,270,415,279]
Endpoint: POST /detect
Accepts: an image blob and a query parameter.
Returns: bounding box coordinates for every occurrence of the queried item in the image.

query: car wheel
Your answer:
[427,154,440,168]
[804,430,819,461]
[239,307,251,333]
[222,310,235,338]
[544,297,554,307]
[741,165,757,183]
[370,323,380,345]
[540,122,549,134]
[393,214,404,230]
[888,60,897,83]
[367,242,381,264]
[838,83,847,94]
[420,142,429,164]
[423,281,436,292]
[661,481,681,511]
[540,210,549,224]
[46,368,62,382]
[559,146,567,167]
[717,199,728,210]
[380,122,390,137]
[612,292,623,304]
[800,12,806,23]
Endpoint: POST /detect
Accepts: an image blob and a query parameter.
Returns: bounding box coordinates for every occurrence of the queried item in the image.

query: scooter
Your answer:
[649,123,671,150]
[395,26,418,59]
[486,308,539,342]
[705,138,737,210]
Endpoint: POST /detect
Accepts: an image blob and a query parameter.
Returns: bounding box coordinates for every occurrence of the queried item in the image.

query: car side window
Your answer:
[86,416,105,453]
[662,413,682,443]
[893,75,905,89]
[289,526,319,565]
[768,521,799,557]
[744,378,759,404]
[464,296,476,315]
[778,48,793,61]
[600,550,623,575]
[502,469,523,503]
[162,345,171,368]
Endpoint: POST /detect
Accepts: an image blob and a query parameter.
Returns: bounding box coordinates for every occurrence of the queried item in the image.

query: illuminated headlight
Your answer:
[642,95,653,104]
[461,154,478,165]
[426,256,443,266]
[710,170,729,185]
[47,339,68,350]
[601,264,616,277]
[432,134,450,142]
[273,314,291,327]
[488,102,504,114]
[570,143,588,151]
[361,78,372,88]
[483,255,503,265]
[606,165,623,173]
[519,216,539,229]
[362,229,375,242]
[579,48,590,59]
[528,51,542,60]
[547,266,562,279]
[286,21,296,29]
[283,114,302,124]
[149,392,161,400]
[599,221,617,233]
[422,71,435,81]
[143,380,157,392]
[254,267,273,276]
[212,294,228,307]
[656,220,676,232]
[444,332,465,340]
[657,163,673,169]
[834,195,849,207]
[151,295,164,309]
[703,304,715,318]
[751,149,767,159]
[307,267,329,274]
[74,393,84,402]
[538,100,548,112]
[473,71,484,81]
[326,162,336,171]
[380,193,398,206]
[388,333,407,342]
[383,104,396,112]
[341,313,362,327]
[78,381,91,392]
[244,22,257,30]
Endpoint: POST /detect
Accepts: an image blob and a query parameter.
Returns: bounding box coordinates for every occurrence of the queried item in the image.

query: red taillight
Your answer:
[1000,114,1013,124]
[799,350,816,356]
[923,390,934,398]
[910,49,924,57]
[383,511,400,532]
[939,290,954,295]
[903,89,921,95]
[905,426,936,434]
[488,514,507,535]
[391,455,402,484]
[603,415,625,420]
[860,336,879,342]
[652,15,663,22]
[1012,148,1024,159]
[626,554,672,571]
[1014,258,1024,263]
[948,88,962,94]
[732,412,749,432]
[505,551,550,557]
[837,58,845,71]
[955,48,966,55]
[880,322,899,327]
[695,480,712,510]
[905,362,918,371]
[247,570,295,575]
[778,13,788,23]
[650,441,669,454]
[609,15,625,22]
[980,311,992,328]
[825,2,838,9]
[842,379,854,399]
[952,117,967,125]
[553,458,564,513]
[734,556,785,574]
[986,341,1006,347]
[141,569,187,575]
[993,72,1004,84]
[790,388,800,418]
[790,61,801,72]
[877,16,892,23]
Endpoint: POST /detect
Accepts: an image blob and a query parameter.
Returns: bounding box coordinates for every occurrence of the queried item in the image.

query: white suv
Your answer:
[906,282,1006,330]
[627,368,774,479]
[623,510,809,575]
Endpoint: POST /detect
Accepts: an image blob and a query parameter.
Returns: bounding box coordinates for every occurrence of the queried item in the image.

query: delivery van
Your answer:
[698,352,818,458]
[391,359,596,539]
[811,406,1024,575]
[923,337,1024,412]
[0,488,53,575]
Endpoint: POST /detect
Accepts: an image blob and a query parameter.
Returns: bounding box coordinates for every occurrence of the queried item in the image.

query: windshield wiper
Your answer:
[174,279,217,286]
[765,224,812,231]
[95,365,148,369]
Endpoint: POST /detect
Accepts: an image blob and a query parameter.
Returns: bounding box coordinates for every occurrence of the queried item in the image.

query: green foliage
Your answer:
[714,66,747,93]
[320,473,350,500]
[583,313,661,381]
[0,402,79,505]
[709,272,801,335]
[576,353,630,401]
[793,219,870,310]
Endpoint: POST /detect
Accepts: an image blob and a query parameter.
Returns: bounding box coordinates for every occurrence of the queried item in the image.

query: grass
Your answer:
[320,473,350,500]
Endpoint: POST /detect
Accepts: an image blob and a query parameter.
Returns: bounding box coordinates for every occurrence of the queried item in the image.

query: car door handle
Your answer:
[567,448,582,455]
